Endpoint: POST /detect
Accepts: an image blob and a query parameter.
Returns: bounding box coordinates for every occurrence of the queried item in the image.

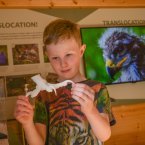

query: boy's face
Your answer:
[45,38,86,81]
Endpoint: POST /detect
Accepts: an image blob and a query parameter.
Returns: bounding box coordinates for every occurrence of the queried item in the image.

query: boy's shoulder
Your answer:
[80,79,105,87]
[80,79,106,92]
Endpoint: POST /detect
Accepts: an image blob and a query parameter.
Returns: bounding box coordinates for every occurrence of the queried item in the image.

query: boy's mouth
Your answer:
[61,69,71,73]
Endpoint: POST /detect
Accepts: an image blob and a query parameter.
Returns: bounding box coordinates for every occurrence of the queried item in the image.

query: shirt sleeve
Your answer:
[95,84,116,126]
[33,100,48,125]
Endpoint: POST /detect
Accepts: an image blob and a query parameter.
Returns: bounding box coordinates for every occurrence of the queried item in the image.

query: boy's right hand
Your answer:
[14,95,34,127]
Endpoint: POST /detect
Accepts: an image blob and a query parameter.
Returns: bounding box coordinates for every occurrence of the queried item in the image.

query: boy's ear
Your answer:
[80,44,86,57]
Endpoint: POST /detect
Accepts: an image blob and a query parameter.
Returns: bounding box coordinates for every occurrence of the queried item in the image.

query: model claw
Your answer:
[26,74,74,98]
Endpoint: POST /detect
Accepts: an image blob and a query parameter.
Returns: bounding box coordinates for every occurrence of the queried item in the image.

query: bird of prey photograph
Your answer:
[81,26,145,84]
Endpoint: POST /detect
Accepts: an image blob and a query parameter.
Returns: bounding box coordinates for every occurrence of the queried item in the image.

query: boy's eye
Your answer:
[66,54,72,57]
[52,57,58,60]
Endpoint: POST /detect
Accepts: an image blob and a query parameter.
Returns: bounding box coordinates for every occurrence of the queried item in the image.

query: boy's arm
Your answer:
[23,123,46,145]
[84,107,111,142]
[71,83,111,142]
[14,96,46,145]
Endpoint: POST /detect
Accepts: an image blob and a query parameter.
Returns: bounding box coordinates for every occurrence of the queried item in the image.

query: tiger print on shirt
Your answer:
[34,80,115,145]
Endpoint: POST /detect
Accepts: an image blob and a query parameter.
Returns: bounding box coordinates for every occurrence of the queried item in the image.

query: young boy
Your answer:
[14,19,115,145]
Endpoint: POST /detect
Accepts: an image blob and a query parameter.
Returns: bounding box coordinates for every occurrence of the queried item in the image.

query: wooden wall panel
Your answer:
[105,103,145,145]
[0,0,145,8]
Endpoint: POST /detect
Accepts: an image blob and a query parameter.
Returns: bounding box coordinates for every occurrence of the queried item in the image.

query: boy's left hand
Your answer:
[71,83,95,115]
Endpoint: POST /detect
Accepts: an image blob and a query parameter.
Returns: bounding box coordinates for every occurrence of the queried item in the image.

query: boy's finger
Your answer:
[72,83,95,94]
[16,100,33,110]
[71,85,95,101]
[72,95,85,105]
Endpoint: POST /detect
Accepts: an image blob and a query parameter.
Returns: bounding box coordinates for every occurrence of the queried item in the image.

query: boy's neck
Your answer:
[58,73,86,83]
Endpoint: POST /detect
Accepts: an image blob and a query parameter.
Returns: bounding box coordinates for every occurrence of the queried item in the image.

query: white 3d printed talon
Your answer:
[26,74,74,98]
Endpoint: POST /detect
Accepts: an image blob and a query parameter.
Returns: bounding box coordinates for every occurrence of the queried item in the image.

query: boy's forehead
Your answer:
[47,37,80,47]
[45,38,81,53]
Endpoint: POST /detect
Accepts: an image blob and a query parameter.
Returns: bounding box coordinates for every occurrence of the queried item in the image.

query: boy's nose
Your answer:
[60,59,68,67]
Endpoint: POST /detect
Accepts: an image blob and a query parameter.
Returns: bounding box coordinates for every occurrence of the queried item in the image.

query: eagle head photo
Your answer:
[98,28,145,83]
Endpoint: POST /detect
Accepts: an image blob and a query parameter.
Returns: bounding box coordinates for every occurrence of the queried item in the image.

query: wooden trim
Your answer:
[0,0,145,8]
[105,102,145,145]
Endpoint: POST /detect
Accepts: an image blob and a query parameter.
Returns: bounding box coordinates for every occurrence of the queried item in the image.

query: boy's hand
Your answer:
[14,95,34,127]
[71,83,96,115]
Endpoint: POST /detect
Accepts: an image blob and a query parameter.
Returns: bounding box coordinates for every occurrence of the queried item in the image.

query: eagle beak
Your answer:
[116,57,127,68]
[106,59,115,68]
[106,57,127,79]
[106,59,117,79]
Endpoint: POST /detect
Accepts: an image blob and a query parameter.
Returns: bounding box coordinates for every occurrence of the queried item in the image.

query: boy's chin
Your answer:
[58,76,73,81]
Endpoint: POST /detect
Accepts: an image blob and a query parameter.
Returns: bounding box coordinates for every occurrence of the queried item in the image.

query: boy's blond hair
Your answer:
[43,19,82,47]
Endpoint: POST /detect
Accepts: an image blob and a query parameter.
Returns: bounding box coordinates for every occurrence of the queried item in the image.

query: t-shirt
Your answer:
[33,80,115,145]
